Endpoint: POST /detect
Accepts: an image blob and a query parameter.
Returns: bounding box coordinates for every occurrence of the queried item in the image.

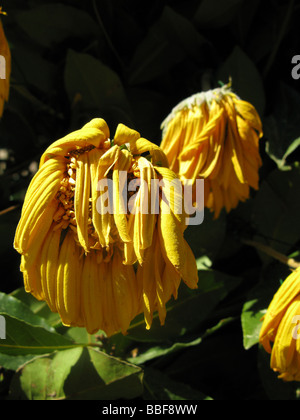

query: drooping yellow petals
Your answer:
[259,267,300,381]
[160,84,263,218]
[14,118,199,337]
[270,297,300,382]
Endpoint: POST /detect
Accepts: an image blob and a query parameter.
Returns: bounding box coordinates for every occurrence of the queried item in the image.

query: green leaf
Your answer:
[241,263,293,350]
[126,269,241,342]
[0,292,54,332]
[283,137,300,163]
[143,367,213,400]
[194,0,245,28]
[241,299,265,350]
[9,347,143,400]
[15,4,99,48]
[129,6,208,85]
[9,347,83,400]
[127,318,233,365]
[251,165,300,256]
[127,337,203,365]
[0,353,40,372]
[217,45,266,116]
[0,315,76,356]
[184,208,227,262]
[264,83,300,169]
[10,288,62,327]
[64,49,131,123]
[12,44,56,93]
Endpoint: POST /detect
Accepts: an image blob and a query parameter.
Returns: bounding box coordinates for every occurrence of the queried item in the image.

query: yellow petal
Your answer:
[137,244,156,330]
[233,97,263,136]
[154,165,184,228]
[162,259,181,301]
[123,213,137,265]
[112,149,132,243]
[158,201,186,273]
[111,249,137,334]
[179,240,198,290]
[21,253,44,301]
[160,110,187,173]
[40,119,109,165]
[21,157,65,215]
[15,199,59,261]
[158,200,198,289]
[153,233,168,326]
[114,123,140,146]
[137,156,157,250]
[97,144,120,178]
[259,268,300,352]
[270,296,300,381]
[83,118,110,138]
[89,148,106,245]
[57,230,83,327]
[40,226,62,312]
[81,251,104,334]
[131,137,169,168]
[74,152,91,253]
[14,161,64,254]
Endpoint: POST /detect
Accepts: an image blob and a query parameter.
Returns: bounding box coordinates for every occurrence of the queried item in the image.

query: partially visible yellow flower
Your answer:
[259,267,300,381]
[160,83,263,218]
[14,118,198,336]
[0,14,10,117]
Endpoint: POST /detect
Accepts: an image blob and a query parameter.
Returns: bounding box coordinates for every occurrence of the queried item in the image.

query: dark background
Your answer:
[0,0,300,400]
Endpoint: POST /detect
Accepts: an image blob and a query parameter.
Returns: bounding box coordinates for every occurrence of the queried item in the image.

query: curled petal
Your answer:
[40,119,110,165]
[114,123,140,146]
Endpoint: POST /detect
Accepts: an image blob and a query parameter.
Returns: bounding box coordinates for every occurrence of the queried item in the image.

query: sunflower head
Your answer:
[14,118,198,336]
[160,83,263,218]
[259,267,300,381]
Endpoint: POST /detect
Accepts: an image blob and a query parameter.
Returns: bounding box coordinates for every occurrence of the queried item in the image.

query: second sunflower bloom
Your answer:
[160,84,263,218]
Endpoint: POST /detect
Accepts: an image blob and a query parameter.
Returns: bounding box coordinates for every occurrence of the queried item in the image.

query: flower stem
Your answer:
[242,238,300,269]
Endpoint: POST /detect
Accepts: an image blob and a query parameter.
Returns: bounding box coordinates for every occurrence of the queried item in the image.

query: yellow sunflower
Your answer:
[14,118,198,336]
[259,267,300,381]
[160,83,263,218]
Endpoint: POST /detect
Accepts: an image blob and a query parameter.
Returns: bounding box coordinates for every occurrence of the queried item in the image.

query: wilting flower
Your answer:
[0,11,10,117]
[259,267,300,381]
[160,83,263,218]
[14,118,198,336]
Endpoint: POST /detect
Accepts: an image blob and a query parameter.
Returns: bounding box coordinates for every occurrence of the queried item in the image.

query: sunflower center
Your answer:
[53,156,77,231]
[53,148,127,261]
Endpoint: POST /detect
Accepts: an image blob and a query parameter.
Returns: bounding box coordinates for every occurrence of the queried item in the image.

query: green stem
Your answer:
[242,238,300,269]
